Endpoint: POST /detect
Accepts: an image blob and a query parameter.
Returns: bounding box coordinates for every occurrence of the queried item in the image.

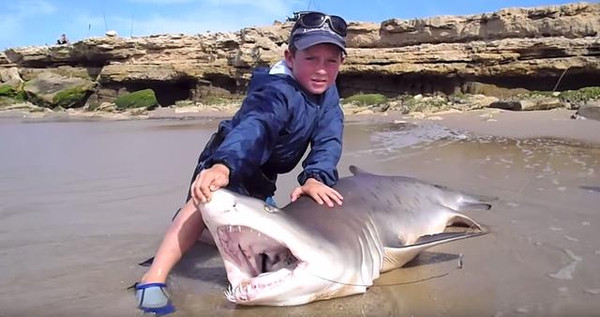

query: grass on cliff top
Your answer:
[52,86,89,108]
[342,93,389,106]
[115,89,159,110]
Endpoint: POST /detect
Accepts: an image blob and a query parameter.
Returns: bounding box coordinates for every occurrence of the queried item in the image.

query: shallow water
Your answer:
[0,118,599,316]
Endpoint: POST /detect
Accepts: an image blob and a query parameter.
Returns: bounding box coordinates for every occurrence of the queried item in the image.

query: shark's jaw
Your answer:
[200,189,360,305]
[214,224,313,304]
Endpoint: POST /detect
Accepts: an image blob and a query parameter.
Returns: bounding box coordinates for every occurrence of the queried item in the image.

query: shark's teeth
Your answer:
[228,267,297,302]
[224,284,234,302]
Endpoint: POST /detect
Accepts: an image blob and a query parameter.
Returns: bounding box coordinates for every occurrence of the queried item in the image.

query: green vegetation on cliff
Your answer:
[342,93,389,106]
[52,86,88,108]
[559,87,600,106]
[0,84,13,96]
[114,89,159,110]
[0,84,27,101]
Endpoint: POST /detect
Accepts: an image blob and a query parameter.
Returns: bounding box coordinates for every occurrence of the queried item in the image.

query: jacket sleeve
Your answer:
[205,88,289,183]
[297,100,344,187]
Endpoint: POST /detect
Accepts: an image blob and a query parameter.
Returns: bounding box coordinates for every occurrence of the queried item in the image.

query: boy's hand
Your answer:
[290,178,343,208]
[191,163,230,204]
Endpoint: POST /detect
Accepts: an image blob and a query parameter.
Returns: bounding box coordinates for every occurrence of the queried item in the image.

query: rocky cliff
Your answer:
[1,2,599,109]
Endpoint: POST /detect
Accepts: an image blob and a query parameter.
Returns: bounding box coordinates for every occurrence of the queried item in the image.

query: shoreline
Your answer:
[2,106,599,146]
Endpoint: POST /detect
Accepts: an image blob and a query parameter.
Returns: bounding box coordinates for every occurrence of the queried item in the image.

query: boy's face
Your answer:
[284,44,344,95]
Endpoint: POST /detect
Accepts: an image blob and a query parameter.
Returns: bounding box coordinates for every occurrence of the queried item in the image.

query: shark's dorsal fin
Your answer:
[382,231,487,272]
[349,165,373,176]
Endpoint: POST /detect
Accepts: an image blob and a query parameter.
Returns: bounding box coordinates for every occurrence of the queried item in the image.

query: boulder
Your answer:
[489,97,564,111]
[0,67,23,85]
[0,52,8,65]
[114,89,159,110]
[0,83,27,107]
[572,101,600,121]
[488,100,522,111]
[462,82,529,98]
[23,71,95,108]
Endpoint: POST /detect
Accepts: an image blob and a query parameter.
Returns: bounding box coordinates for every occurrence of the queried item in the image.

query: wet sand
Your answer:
[1,109,600,316]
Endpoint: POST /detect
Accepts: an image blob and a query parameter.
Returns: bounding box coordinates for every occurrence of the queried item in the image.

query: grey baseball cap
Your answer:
[288,26,346,53]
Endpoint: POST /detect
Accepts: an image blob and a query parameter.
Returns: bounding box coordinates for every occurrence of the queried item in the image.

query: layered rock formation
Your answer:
[1,2,599,108]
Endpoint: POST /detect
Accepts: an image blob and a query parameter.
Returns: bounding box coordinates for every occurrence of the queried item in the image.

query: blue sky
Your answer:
[0,0,583,50]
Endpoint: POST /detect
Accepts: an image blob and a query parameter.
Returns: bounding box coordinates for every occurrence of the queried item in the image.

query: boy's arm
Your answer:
[297,102,344,187]
[204,89,289,184]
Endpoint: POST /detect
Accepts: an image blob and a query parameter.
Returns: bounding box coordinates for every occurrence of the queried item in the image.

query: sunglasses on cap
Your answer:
[291,12,348,37]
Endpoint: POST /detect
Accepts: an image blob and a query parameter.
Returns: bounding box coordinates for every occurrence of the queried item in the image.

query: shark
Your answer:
[198,166,492,306]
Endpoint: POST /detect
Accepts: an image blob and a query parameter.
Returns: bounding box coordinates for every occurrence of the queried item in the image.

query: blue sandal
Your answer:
[135,282,176,315]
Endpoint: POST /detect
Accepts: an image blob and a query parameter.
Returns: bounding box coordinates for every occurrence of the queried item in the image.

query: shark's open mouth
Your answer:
[215,225,304,302]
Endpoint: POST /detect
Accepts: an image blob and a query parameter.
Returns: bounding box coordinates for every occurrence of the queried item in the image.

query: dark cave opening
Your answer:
[118,79,196,106]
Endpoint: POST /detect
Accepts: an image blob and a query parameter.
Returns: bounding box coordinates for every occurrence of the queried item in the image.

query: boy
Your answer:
[135,12,348,315]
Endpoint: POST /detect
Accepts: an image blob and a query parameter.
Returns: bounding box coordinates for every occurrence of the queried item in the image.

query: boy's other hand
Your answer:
[290,178,343,208]
[191,163,230,204]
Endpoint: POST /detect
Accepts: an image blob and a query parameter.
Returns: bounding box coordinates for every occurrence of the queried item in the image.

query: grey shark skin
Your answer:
[199,166,491,306]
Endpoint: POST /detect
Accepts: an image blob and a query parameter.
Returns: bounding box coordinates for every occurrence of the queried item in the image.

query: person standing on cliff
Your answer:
[134,12,348,315]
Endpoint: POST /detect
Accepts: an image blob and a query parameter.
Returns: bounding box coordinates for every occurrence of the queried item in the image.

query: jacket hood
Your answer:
[247,60,295,94]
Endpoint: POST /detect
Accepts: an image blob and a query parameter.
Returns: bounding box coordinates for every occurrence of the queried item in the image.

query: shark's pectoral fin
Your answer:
[455,192,496,211]
[457,201,492,211]
[383,247,423,272]
[382,230,487,272]
[446,213,487,231]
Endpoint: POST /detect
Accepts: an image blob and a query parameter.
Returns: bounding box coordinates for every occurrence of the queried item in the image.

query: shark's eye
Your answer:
[264,204,278,213]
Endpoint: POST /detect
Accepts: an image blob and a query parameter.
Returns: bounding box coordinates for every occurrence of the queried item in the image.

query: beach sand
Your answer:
[1,108,599,316]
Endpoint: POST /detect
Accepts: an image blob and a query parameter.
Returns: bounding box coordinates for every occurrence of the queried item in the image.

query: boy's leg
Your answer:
[141,199,205,283]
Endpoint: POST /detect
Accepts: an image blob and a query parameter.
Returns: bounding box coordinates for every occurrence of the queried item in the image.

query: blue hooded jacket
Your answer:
[192,62,344,200]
